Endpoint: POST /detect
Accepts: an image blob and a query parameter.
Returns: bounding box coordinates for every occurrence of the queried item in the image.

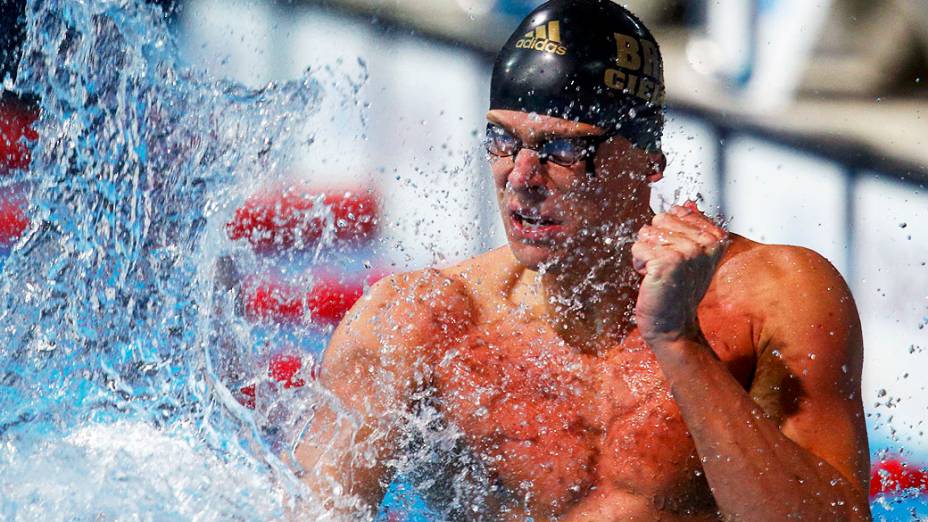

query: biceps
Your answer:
[750,338,869,490]
[779,394,868,489]
[750,251,869,489]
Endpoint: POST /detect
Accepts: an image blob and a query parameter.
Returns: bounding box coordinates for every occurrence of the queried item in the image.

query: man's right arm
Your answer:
[293,271,473,518]
[293,274,418,517]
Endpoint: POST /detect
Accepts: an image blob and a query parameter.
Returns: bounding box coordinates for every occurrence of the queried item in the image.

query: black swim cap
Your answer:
[490,0,665,151]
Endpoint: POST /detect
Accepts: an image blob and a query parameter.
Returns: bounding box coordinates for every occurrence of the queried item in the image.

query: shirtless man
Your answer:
[295,1,871,520]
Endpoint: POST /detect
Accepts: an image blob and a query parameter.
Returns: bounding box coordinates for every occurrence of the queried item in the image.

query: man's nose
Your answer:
[507,149,549,195]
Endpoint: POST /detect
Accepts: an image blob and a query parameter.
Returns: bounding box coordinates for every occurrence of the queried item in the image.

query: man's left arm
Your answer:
[633,206,871,521]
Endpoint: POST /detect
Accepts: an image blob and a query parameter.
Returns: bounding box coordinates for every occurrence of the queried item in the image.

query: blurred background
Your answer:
[1,0,926,518]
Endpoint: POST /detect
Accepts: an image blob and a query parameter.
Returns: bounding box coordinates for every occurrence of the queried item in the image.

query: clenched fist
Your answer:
[632,203,728,345]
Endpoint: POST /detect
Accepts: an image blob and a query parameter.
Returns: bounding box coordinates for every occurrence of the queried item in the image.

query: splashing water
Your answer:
[0,0,339,517]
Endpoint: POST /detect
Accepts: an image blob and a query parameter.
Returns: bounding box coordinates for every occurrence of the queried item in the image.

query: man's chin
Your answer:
[508,240,564,273]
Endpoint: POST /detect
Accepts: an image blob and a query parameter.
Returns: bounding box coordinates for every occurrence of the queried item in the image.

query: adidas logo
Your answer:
[515,20,568,56]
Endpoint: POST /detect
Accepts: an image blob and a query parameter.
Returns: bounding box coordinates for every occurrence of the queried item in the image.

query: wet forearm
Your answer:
[296,449,383,520]
[294,407,388,520]
[646,337,870,521]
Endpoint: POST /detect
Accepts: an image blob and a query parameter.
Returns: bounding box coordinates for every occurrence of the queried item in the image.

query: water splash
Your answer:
[0,0,324,517]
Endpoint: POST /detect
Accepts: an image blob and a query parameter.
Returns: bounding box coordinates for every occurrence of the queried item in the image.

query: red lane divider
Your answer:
[268,352,308,389]
[238,383,257,410]
[305,278,365,326]
[244,279,306,323]
[227,189,378,252]
[235,272,387,409]
[0,100,38,173]
[229,185,383,409]
[0,99,37,246]
[237,352,319,410]
[0,196,28,246]
[243,273,385,326]
[870,457,928,498]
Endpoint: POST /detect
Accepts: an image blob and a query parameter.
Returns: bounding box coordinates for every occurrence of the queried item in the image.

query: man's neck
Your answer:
[538,246,641,354]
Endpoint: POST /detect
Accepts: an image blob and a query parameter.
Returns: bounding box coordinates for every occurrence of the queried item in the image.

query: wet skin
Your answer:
[295,111,872,521]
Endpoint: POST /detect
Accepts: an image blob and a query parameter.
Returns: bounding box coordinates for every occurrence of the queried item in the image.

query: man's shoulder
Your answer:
[363,246,519,322]
[717,235,846,291]
[441,245,522,290]
[712,234,855,321]
[324,266,479,373]
[365,267,473,316]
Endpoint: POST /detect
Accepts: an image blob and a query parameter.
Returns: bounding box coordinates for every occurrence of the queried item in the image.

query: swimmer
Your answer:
[295,1,871,520]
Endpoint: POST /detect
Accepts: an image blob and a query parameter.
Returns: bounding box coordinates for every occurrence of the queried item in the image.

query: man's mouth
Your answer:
[510,209,564,240]
[512,210,558,226]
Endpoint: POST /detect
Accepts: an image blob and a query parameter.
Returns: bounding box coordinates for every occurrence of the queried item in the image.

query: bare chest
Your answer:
[429,319,715,514]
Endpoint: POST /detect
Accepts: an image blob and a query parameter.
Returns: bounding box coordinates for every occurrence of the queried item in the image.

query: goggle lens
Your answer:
[485,125,519,157]
[485,124,603,167]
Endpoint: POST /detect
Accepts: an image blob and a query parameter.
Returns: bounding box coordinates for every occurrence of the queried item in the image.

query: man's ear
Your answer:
[646,150,666,183]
